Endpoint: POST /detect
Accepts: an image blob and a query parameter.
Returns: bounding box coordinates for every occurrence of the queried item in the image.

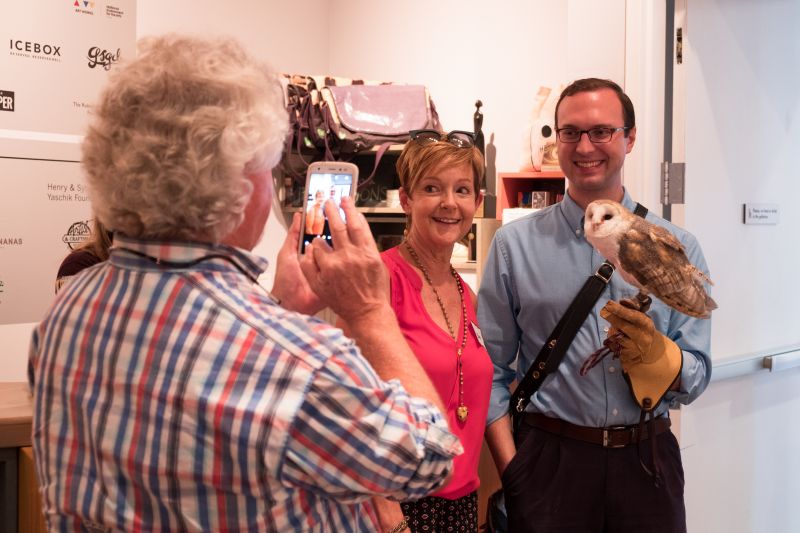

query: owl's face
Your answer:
[584,199,629,240]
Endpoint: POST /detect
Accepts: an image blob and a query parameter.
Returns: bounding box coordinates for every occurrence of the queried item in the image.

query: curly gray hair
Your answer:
[82,34,288,242]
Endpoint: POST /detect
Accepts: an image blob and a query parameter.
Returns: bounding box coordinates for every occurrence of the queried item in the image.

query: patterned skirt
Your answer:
[400,490,478,532]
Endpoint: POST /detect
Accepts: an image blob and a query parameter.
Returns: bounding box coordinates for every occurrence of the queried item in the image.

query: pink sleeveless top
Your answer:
[382,247,493,499]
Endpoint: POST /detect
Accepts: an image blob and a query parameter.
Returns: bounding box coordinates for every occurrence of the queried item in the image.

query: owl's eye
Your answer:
[603,214,613,221]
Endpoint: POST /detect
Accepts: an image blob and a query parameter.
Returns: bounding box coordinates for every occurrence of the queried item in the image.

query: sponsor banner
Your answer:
[87,45,121,70]
[0,150,92,325]
[0,0,136,137]
[0,89,14,111]
[63,219,93,249]
[72,0,96,16]
[0,0,135,377]
[105,4,125,19]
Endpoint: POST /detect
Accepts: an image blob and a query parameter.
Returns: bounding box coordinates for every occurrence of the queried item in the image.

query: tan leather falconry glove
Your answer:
[600,300,682,410]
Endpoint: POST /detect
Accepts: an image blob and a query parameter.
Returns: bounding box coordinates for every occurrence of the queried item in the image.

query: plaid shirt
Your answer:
[29,236,460,532]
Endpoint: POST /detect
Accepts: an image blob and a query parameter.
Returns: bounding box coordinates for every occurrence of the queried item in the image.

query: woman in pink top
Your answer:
[376,130,493,532]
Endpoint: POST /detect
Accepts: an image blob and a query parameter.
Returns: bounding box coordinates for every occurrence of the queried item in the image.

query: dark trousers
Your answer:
[502,420,686,533]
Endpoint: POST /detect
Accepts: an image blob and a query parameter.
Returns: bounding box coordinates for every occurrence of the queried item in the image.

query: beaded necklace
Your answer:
[405,242,469,422]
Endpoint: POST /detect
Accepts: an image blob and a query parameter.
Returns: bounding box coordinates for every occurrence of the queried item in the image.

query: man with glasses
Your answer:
[478,78,712,532]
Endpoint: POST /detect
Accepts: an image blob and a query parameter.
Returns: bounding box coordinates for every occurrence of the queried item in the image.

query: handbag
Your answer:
[280,74,442,187]
[320,84,440,152]
[481,203,648,533]
[319,83,441,187]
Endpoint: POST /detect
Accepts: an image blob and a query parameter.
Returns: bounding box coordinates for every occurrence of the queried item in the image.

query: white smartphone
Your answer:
[298,161,359,254]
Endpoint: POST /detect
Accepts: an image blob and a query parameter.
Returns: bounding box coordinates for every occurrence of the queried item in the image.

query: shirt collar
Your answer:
[109,234,269,281]
[559,188,637,239]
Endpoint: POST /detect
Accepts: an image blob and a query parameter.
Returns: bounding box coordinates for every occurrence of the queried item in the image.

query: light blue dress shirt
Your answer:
[478,190,712,428]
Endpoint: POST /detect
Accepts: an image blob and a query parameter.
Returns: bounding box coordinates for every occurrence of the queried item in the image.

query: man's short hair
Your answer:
[554,78,635,135]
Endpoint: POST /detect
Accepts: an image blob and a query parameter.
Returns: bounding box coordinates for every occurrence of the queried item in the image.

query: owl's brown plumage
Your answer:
[584,199,717,319]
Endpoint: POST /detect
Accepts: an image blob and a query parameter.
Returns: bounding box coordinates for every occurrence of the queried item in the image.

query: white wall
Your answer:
[137,0,330,73]
[680,0,800,531]
[328,0,627,178]
[682,0,800,360]
[683,367,800,533]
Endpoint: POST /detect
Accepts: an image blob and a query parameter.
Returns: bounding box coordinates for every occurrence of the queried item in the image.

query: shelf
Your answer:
[281,143,405,162]
[496,171,565,220]
[359,205,404,214]
[282,205,404,215]
[366,143,405,153]
[452,260,477,271]
[498,170,564,180]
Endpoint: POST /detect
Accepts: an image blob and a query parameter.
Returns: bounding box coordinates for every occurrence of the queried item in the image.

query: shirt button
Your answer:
[608,366,616,373]
[603,326,610,333]
[612,408,619,416]
[575,229,581,236]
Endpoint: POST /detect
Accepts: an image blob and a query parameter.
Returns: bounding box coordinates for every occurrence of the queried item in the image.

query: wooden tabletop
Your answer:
[0,381,33,448]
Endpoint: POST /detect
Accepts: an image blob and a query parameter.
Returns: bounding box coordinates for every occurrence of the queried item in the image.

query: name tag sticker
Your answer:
[471,322,485,348]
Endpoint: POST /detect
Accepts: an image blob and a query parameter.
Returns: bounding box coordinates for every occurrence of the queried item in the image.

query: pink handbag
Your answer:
[322,84,440,148]
[319,83,441,186]
[280,74,442,187]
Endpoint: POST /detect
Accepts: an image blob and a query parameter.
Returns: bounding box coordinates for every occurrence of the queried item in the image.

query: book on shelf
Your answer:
[517,190,553,209]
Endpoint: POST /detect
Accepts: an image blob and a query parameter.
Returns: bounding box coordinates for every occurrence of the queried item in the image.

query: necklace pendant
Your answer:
[456,404,469,422]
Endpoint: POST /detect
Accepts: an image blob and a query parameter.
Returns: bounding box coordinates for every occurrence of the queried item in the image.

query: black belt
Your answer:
[524,413,671,448]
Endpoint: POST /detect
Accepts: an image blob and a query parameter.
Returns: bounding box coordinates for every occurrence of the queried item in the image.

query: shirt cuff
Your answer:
[667,349,700,407]
[407,396,464,458]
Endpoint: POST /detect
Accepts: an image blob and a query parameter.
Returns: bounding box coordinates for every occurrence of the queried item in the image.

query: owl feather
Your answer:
[584,199,717,319]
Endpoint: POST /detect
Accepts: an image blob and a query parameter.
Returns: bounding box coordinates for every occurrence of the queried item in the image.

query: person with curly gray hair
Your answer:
[29,34,460,532]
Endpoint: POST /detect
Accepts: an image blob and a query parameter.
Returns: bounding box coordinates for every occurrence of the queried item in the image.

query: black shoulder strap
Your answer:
[509,202,648,426]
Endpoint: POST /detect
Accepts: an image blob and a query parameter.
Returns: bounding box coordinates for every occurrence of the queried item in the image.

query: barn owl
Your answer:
[584,199,717,319]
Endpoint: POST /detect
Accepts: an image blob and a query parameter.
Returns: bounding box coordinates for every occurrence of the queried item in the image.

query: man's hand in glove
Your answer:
[600,300,682,410]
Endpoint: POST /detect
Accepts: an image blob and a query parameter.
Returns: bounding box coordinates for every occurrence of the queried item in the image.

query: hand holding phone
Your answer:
[299,161,359,254]
[299,195,389,323]
[271,212,324,315]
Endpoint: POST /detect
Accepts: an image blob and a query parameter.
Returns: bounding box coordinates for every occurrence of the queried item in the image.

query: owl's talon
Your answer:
[635,293,652,312]
[620,293,652,313]
[619,297,640,311]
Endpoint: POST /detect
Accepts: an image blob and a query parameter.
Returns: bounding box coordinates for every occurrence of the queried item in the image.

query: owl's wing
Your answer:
[647,222,685,254]
[618,218,716,318]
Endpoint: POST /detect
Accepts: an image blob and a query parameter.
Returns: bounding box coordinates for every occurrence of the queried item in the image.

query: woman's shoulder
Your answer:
[381,246,423,300]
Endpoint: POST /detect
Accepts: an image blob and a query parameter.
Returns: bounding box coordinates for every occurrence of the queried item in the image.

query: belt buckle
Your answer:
[602,425,631,448]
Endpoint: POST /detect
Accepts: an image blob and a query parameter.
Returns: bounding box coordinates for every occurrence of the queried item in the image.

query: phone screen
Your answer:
[300,169,355,253]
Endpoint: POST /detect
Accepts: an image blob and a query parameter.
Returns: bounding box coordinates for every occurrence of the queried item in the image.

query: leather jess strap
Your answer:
[523,413,671,448]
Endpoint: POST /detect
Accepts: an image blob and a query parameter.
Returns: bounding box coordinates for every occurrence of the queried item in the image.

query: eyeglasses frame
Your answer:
[555,126,632,144]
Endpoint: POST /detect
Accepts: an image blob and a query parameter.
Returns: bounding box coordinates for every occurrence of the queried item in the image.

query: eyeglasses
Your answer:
[555,126,631,144]
[410,129,476,148]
